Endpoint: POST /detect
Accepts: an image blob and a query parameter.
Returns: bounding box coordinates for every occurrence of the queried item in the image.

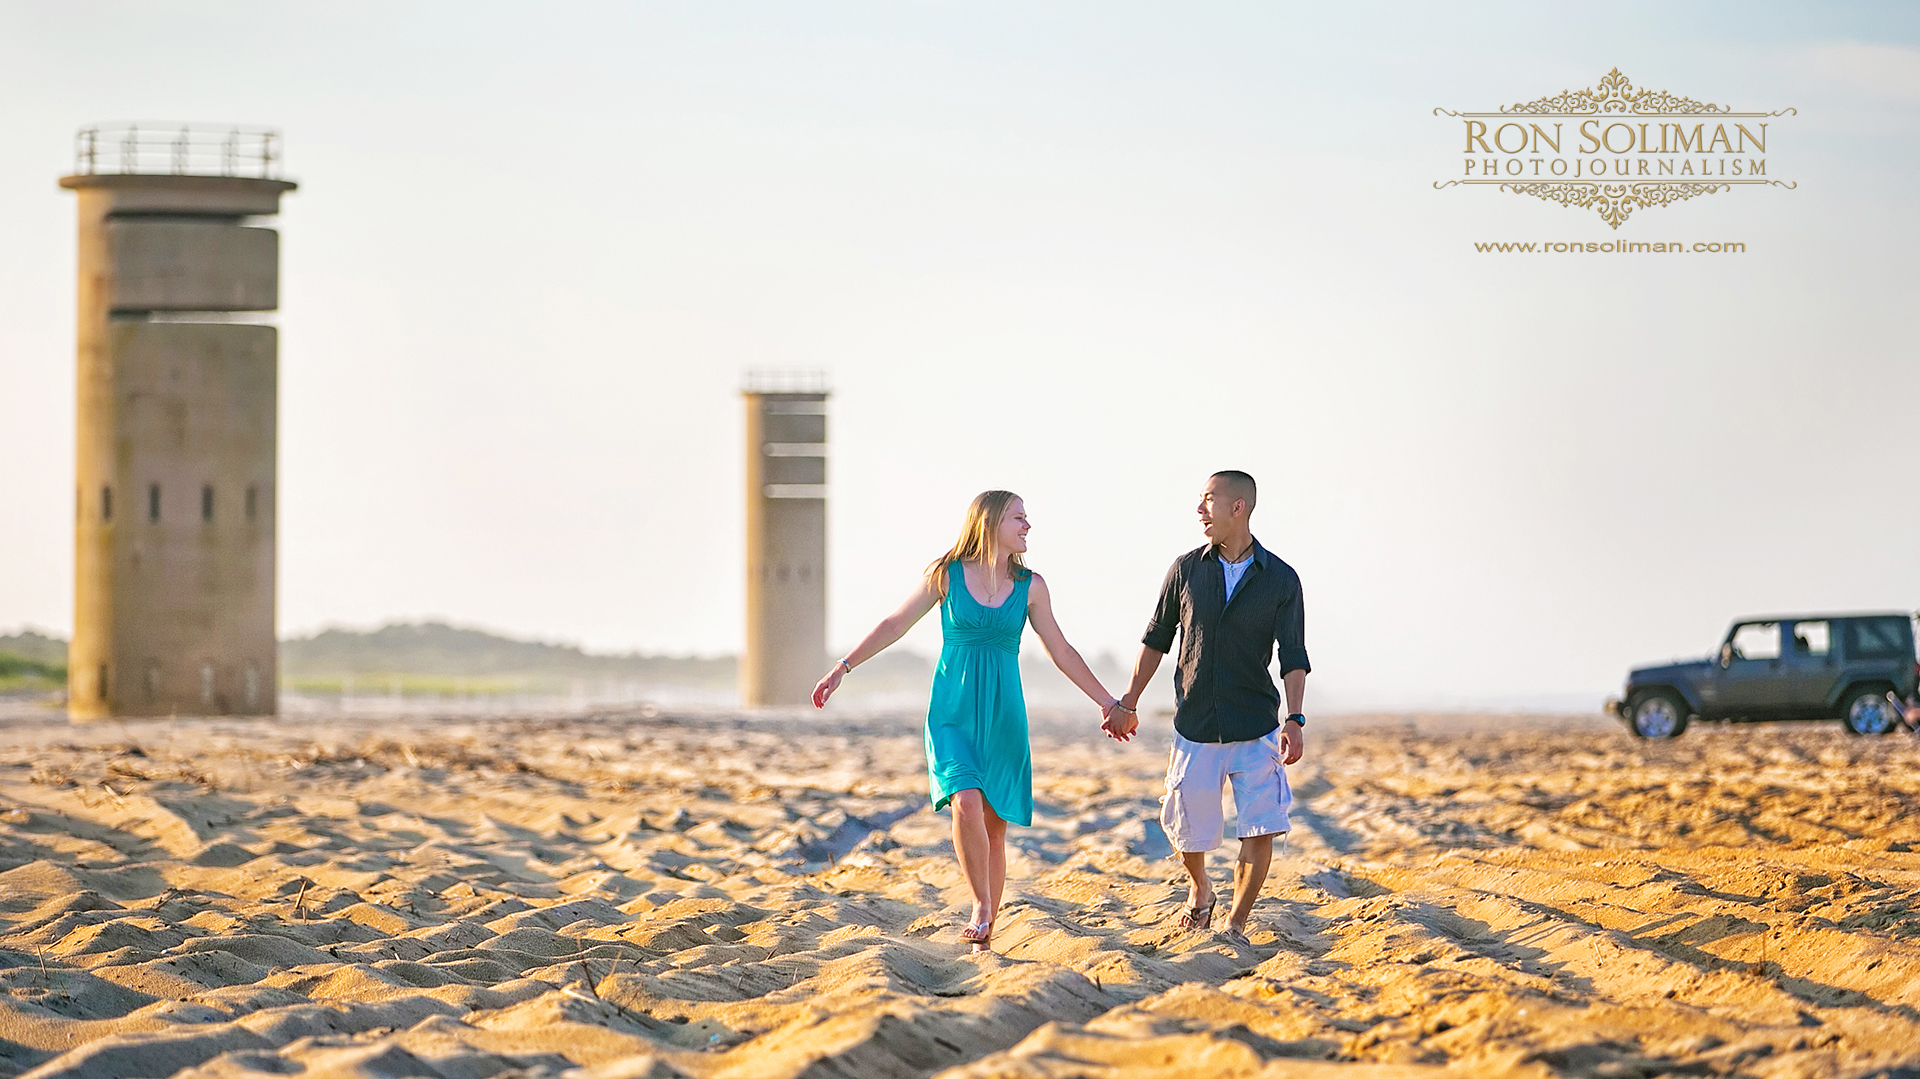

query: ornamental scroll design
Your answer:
[1434,68,1796,117]
[1503,67,1726,116]
[1502,181,1728,229]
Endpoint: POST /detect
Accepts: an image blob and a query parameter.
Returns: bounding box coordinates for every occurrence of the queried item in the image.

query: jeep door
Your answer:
[1711,621,1788,718]
[1779,619,1842,717]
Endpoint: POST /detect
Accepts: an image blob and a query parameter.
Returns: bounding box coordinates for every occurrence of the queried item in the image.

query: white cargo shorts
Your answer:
[1159,728,1292,853]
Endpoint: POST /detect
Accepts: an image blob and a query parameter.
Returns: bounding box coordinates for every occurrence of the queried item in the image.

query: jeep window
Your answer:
[1730,622,1780,661]
[1789,621,1830,657]
[1846,618,1908,660]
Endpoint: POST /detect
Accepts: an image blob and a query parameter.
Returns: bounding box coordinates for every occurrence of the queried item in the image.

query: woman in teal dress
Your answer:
[813,490,1121,951]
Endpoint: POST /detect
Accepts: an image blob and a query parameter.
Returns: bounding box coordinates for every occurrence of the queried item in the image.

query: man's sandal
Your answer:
[1221,924,1250,945]
[1178,900,1215,930]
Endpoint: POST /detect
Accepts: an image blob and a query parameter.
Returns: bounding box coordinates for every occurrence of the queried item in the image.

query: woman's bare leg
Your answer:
[983,801,1008,929]
[949,789,993,934]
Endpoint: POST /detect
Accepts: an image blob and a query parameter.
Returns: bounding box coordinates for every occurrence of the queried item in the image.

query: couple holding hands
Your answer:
[812,471,1310,952]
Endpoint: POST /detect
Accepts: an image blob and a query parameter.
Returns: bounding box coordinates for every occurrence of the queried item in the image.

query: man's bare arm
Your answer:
[1101,645,1165,741]
[1122,645,1163,707]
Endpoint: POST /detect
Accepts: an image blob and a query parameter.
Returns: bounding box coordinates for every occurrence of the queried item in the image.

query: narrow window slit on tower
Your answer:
[148,484,161,522]
[246,485,257,520]
[202,484,214,522]
[101,485,112,521]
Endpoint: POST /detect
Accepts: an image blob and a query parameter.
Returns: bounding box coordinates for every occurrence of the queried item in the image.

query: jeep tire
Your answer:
[1627,690,1688,739]
[1841,687,1898,736]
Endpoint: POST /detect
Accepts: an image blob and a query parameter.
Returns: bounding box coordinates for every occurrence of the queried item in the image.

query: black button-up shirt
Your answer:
[1142,539,1310,744]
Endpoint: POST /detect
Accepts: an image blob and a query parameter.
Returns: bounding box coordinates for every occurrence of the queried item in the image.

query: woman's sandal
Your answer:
[1178,900,1215,930]
[960,921,993,950]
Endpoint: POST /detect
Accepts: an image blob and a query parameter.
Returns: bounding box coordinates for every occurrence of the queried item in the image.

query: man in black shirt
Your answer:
[1101,470,1309,942]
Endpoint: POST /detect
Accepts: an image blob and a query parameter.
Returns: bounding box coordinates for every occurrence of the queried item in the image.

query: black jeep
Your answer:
[1613,613,1918,739]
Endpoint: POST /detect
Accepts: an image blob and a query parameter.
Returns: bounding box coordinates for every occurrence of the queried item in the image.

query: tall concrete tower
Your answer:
[61,125,295,719]
[741,373,828,707]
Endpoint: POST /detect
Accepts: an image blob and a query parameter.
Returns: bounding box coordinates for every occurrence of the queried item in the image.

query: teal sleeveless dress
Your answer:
[924,561,1034,827]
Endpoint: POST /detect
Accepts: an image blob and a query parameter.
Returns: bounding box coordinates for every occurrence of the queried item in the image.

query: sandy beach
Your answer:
[0,707,1916,1078]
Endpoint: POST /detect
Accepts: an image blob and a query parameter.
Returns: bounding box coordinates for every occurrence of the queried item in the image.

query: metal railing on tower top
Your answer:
[73,123,282,179]
[742,369,831,395]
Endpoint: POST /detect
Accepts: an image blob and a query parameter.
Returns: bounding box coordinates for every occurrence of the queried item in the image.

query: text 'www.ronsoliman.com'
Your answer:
[1474,240,1746,253]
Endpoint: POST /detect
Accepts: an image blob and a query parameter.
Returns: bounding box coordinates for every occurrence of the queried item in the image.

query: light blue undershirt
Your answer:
[1222,551,1254,602]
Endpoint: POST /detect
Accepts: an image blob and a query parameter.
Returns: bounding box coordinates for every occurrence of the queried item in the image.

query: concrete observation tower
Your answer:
[741,372,829,707]
[61,124,296,719]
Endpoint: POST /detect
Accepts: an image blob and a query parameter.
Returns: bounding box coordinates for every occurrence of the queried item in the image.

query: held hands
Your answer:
[811,665,845,709]
[1100,699,1139,742]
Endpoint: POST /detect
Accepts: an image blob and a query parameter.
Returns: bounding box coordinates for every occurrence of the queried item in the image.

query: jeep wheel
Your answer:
[1842,689,1898,736]
[1628,691,1688,739]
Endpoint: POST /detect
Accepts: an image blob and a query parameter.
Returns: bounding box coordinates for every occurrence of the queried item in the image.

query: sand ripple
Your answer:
[0,711,1917,1077]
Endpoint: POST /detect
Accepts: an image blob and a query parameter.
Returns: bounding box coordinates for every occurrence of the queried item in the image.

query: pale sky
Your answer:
[2,2,1916,710]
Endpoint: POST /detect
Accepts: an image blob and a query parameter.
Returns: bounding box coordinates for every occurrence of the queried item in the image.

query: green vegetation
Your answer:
[0,632,66,693]
[0,631,66,665]
[279,622,738,690]
[0,654,63,678]
[0,655,65,692]
[278,621,937,697]
[281,673,550,696]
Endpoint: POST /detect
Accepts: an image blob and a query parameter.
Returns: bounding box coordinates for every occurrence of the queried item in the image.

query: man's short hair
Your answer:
[1211,470,1257,511]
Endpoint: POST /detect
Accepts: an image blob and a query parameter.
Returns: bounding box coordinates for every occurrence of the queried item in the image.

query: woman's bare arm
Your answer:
[813,577,941,707]
[1026,574,1116,708]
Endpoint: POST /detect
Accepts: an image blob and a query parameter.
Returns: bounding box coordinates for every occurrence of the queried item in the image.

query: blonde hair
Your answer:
[925,490,1030,599]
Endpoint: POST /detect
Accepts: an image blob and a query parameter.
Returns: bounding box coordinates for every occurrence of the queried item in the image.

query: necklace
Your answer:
[973,556,1004,604]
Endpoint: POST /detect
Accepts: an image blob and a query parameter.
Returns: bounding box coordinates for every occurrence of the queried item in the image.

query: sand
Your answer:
[0,707,1917,1078]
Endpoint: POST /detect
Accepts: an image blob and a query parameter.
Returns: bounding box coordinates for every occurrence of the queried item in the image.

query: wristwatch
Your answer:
[1285,713,1306,728]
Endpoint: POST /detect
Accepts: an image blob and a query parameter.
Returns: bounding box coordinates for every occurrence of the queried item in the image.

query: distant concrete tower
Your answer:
[742,373,829,707]
[61,124,296,719]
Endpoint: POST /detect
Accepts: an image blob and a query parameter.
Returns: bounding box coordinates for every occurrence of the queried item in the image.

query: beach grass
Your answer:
[0,650,64,693]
